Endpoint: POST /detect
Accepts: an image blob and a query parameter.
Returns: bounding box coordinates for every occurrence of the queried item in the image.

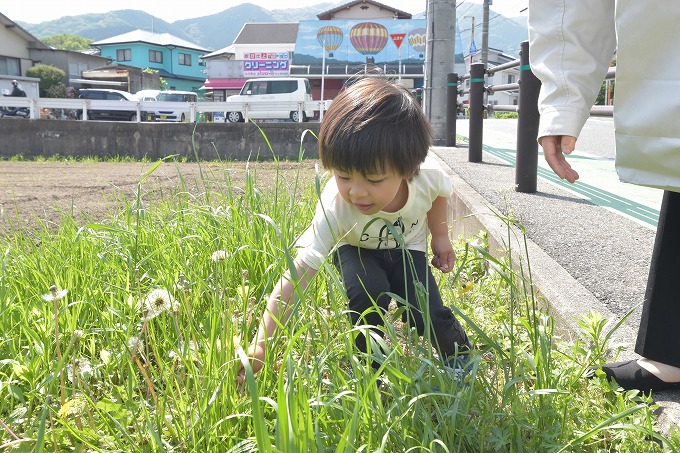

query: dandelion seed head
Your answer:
[42,287,67,302]
[66,358,92,383]
[172,300,181,314]
[72,329,84,339]
[142,289,173,320]
[212,250,229,262]
[128,336,144,352]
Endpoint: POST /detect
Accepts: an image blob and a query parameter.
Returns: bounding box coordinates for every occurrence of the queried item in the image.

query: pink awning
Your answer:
[201,78,249,90]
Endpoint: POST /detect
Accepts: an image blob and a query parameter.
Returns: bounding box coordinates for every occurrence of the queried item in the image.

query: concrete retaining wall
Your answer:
[0,120,321,161]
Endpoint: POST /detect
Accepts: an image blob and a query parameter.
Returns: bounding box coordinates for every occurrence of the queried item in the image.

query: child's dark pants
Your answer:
[333,245,470,361]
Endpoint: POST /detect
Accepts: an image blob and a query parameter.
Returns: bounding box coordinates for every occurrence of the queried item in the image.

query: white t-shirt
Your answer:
[295,155,453,270]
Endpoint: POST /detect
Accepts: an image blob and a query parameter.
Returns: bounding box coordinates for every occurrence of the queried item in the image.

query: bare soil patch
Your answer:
[0,160,319,233]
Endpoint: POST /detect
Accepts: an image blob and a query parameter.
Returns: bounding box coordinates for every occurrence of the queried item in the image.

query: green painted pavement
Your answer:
[458,139,660,228]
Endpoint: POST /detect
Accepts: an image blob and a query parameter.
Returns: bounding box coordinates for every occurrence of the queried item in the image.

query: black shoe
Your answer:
[594,360,680,393]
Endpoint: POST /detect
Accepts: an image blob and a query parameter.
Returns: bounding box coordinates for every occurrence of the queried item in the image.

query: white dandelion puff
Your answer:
[66,358,92,383]
[142,289,174,320]
[212,250,228,262]
[127,336,144,353]
[42,286,67,302]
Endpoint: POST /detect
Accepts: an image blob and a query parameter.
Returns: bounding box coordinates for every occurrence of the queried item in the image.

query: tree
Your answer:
[26,64,66,97]
[41,34,94,51]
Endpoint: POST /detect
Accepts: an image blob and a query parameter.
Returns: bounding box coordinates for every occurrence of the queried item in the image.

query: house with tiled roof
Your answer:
[201,23,299,101]
[0,11,109,95]
[91,30,208,93]
[200,0,421,103]
[316,0,412,20]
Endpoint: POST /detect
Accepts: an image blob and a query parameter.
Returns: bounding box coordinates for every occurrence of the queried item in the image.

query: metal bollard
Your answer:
[446,73,458,147]
[515,40,541,193]
[468,63,485,162]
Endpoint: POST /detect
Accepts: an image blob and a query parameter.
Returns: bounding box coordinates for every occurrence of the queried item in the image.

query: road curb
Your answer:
[431,149,680,436]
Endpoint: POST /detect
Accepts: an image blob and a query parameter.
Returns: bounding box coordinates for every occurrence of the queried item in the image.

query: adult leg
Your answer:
[600,191,680,391]
[387,248,470,359]
[334,245,392,356]
[635,190,680,364]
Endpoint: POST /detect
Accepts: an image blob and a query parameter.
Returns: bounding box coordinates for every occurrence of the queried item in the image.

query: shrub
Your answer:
[493,112,519,119]
[26,63,66,97]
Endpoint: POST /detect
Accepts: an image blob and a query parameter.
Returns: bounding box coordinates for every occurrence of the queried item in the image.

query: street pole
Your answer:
[481,0,490,67]
[481,0,490,111]
[424,0,456,145]
[320,39,326,121]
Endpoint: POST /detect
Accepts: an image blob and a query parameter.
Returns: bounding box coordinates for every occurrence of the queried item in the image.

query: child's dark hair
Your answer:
[319,78,433,178]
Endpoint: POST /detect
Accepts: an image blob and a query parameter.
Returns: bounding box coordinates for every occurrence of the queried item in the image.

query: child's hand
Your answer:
[236,344,265,386]
[430,236,456,273]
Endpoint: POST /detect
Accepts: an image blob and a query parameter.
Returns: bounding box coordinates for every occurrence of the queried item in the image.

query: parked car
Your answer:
[153,90,198,122]
[77,89,153,122]
[225,77,313,123]
[135,89,160,102]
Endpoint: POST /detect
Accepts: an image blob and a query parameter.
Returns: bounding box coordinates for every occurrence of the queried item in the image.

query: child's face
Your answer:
[334,169,408,215]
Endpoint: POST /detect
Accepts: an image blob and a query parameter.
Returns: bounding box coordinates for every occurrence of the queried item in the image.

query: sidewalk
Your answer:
[431,119,679,435]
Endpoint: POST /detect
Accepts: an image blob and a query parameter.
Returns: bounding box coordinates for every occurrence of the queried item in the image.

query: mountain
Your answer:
[17,2,527,56]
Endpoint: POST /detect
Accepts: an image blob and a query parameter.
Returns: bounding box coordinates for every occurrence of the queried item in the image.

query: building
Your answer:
[201,22,299,102]
[91,30,208,94]
[201,0,429,103]
[0,11,109,96]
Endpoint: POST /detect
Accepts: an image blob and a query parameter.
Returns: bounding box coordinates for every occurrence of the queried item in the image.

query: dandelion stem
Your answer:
[0,416,20,440]
[134,355,158,404]
[49,286,65,406]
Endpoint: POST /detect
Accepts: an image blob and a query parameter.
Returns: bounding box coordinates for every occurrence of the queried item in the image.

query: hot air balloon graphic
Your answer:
[408,28,427,58]
[349,22,388,64]
[317,26,343,58]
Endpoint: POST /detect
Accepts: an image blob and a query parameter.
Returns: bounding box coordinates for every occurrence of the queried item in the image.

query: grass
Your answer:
[0,153,678,452]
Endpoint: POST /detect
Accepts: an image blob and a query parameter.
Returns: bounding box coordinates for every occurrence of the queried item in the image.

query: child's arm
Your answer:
[427,196,455,273]
[236,258,316,385]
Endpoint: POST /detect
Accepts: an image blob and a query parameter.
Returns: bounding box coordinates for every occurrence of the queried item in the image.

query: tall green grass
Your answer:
[0,155,678,451]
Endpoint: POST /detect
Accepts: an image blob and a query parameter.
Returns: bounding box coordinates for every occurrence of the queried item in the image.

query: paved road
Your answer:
[456,118,662,228]
[434,117,678,431]
[445,117,661,322]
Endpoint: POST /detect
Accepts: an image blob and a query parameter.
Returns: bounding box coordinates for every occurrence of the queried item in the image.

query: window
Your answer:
[507,74,516,84]
[179,53,192,66]
[270,80,296,94]
[117,49,132,62]
[0,57,21,76]
[68,62,90,78]
[149,50,163,63]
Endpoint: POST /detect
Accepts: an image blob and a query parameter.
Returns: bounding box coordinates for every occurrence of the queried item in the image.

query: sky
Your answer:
[3,0,527,24]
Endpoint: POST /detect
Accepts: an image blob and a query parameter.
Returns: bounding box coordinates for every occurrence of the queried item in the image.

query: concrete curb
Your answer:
[431,151,680,436]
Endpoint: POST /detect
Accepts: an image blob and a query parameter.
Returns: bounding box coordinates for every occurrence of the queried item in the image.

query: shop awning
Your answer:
[200,78,249,90]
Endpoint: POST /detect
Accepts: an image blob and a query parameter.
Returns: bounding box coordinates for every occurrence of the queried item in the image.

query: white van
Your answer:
[225,78,313,123]
[154,90,198,122]
[135,89,160,102]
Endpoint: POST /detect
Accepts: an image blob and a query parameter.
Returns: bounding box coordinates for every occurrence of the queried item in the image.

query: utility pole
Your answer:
[481,0,490,67]
[424,0,456,145]
[481,0,490,108]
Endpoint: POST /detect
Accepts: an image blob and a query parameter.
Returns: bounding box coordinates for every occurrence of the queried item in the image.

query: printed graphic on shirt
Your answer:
[360,216,420,249]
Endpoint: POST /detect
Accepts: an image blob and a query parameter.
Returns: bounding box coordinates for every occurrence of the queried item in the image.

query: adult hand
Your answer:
[430,235,456,273]
[540,135,579,183]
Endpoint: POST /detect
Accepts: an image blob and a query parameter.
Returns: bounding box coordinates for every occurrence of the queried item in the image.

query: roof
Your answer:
[201,45,236,60]
[233,22,299,45]
[317,0,412,20]
[0,11,50,50]
[91,29,208,52]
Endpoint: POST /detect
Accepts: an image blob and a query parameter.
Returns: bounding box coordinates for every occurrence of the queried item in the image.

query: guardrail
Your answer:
[0,98,333,123]
[448,40,615,193]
